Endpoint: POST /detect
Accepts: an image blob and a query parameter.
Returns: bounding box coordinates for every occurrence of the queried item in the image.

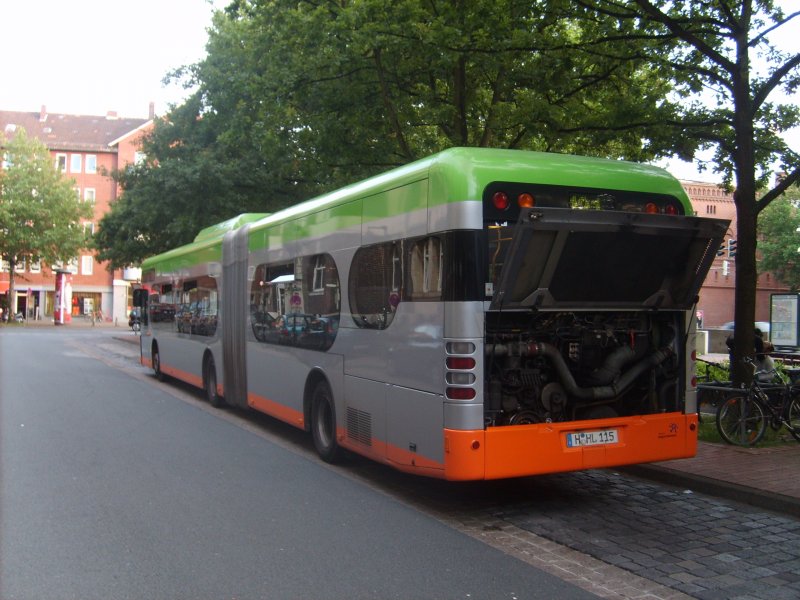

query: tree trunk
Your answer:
[730,23,758,385]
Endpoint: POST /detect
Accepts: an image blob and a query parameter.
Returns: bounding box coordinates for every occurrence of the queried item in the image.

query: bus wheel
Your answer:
[311,381,341,463]
[205,356,224,408]
[152,346,165,382]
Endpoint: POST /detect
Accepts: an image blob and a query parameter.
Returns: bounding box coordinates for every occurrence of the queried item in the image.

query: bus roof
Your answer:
[142,148,690,272]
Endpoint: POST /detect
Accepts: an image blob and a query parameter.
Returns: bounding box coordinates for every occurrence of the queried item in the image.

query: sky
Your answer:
[0,0,221,119]
[0,0,796,184]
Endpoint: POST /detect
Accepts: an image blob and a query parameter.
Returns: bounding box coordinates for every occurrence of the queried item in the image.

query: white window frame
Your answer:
[84,188,96,203]
[29,259,41,273]
[83,222,96,236]
[85,154,97,174]
[55,153,67,172]
[70,154,82,174]
[312,256,325,292]
[81,255,94,275]
[14,258,26,273]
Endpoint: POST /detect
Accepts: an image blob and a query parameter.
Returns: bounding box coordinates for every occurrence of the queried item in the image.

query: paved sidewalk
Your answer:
[629,441,800,517]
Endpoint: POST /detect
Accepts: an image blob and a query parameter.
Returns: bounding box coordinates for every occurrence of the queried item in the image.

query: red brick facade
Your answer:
[1,107,152,324]
[684,181,786,328]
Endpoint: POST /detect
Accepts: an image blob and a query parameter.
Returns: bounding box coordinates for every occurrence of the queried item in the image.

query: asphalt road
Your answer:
[0,328,596,600]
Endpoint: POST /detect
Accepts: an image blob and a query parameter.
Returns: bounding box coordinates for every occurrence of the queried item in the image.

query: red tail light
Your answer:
[492,192,509,211]
[664,203,679,215]
[446,357,476,370]
[644,202,659,214]
[447,387,476,400]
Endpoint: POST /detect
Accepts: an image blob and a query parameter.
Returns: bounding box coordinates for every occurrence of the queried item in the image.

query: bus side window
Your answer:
[408,236,442,301]
[349,242,401,330]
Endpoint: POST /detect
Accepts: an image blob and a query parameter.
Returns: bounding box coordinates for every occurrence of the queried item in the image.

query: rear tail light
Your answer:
[446,357,475,370]
[446,387,476,400]
[492,192,509,211]
[446,341,478,401]
[517,193,535,208]
[644,202,659,214]
[664,203,679,215]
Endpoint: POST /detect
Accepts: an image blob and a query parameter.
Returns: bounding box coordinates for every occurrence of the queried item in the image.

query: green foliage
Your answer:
[758,186,800,290]
[572,0,800,384]
[96,0,692,266]
[0,128,93,299]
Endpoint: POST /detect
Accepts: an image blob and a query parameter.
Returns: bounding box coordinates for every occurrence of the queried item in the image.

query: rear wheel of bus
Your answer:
[204,354,224,408]
[311,380,341,463]
[152,344,166,382]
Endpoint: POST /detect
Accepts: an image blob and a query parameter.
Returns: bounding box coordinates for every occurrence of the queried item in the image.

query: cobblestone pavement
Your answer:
[489,470,800,600]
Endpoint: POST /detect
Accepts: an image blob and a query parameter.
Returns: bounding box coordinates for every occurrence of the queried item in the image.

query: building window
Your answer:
[706,204,716,215]
[55,154,67,172]
[14,258,26,273]
[84,188,96,203]
[81,255,94,275]
[134,151,146,165]
[83,222,96,236]
[85,154,97,174]
[30,259,41,273]
[312,255,325,292]
[70,154,82,173]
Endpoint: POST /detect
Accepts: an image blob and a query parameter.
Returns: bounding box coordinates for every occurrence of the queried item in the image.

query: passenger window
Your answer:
[349,242,401,329]
[250,254,340,351]
[175,276,218,337]
[408,236,443,300]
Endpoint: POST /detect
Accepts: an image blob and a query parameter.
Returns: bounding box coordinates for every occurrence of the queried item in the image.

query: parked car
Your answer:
[720,321,771,338]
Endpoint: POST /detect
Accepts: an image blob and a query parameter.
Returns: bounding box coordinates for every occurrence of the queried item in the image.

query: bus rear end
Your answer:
[443,179,728,480]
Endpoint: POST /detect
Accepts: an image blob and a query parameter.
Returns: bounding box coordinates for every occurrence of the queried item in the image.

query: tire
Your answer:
[716,394,766,446]
[786,397,800,441]
[152,346,166,382]
[205,356,224,408]
[311,380,341,463]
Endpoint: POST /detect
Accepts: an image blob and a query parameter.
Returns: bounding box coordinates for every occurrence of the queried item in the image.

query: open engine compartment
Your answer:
[484,310,684,426]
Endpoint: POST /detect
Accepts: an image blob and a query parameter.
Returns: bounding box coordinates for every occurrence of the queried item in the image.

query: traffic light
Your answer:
[728,239,737,257]
[717,242,726,257]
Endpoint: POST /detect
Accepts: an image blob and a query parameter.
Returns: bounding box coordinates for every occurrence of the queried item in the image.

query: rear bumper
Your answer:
[444,412,698,481]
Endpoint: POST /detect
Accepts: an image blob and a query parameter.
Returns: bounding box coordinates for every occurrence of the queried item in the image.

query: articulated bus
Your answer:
[134,148,728,480]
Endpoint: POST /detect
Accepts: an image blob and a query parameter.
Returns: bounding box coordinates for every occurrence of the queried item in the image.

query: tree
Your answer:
[96,0,692,266]
[0,129,93,314]
[572,0,800,383]
[758,185,800,289]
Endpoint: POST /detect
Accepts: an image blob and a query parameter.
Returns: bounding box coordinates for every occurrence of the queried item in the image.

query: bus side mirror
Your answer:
[132,289,149,325]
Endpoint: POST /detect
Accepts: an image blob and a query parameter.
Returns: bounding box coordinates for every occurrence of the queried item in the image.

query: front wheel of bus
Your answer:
[311,381,341,463]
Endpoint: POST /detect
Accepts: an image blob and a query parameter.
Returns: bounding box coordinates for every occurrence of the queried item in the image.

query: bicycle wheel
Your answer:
[786,397,800,441]
[716,394,767,446]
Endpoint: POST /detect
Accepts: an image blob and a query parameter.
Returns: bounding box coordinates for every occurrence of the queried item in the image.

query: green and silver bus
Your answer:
[135,148,727,480]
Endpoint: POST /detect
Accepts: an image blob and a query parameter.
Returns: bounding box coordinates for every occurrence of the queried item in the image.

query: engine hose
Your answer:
[530,342,673,401]
[584,337,649,386]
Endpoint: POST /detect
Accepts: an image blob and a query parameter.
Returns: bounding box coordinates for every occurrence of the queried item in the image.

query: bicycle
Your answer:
[715,357,800,446]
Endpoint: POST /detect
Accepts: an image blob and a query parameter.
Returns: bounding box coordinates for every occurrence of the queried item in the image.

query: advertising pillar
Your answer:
[54,270,73,325]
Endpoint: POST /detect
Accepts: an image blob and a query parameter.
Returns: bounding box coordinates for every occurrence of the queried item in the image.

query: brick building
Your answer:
[682,180,786,328]
[1,106,152,324]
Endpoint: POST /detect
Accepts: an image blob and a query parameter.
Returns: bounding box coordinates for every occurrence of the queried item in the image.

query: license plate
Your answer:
[566,428,619,448]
